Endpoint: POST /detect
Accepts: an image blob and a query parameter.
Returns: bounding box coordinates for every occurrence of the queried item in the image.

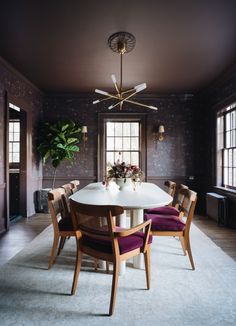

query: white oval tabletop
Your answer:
[70,181,172,209]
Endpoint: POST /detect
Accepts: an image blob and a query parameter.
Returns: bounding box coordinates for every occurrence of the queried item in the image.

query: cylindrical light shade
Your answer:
[81,126,88,133]
[158,125,165,133]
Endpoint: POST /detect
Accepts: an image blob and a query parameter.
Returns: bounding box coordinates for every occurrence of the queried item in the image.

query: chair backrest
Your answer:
[70,180,80,193]
[48,188,66,232]
[70,200,123,253]
[174,184,189,210]
[179,188,197,232]
[61,183,74,216]
[164,180,176,197]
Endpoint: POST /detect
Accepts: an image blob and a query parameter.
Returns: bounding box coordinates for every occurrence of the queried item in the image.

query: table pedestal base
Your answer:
[131,209,145,269]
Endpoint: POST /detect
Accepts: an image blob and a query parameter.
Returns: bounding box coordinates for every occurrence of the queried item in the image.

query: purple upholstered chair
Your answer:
[145,188,197,270]
[70,201,152,316]
[146,184,188,217]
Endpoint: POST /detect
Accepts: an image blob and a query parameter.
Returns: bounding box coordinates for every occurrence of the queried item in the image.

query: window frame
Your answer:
[217,103,236,190]
[98,113,147,182]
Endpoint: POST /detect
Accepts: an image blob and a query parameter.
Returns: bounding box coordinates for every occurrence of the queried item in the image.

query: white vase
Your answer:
[115,178,132,190]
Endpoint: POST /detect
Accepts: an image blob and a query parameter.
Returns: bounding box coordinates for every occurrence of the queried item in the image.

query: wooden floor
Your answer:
[0,213,235,266]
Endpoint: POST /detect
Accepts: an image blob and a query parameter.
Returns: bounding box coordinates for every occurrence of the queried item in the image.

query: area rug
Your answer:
[0,223,236,326]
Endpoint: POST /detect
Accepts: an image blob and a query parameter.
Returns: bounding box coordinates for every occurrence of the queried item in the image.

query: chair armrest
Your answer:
[114,219,151,253]
[114,219,151,237]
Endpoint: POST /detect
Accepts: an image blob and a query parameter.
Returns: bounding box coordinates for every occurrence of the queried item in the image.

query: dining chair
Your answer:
[144,188,197,270]
[69,201,152,316]
[146,184,188,217]
[47,188,76,270]
[61,182,101,271]
[70,180,80,193]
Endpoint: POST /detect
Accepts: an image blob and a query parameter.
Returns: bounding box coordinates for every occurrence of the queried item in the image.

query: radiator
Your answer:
[206,192,227,226]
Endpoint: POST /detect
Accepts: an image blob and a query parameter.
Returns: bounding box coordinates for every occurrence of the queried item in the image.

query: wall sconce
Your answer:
[81,126,88,144]
[158,125,165,141]
[153,125,165,142]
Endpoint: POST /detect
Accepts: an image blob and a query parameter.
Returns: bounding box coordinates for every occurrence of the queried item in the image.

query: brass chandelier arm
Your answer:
[94,96,116,104]
[109,90,140,110]
[125,99,158,110]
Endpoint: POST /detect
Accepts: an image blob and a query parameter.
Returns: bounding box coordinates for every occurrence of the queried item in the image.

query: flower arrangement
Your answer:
[106,160,144,182]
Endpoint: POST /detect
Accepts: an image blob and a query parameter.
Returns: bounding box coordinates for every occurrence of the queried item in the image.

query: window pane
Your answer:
[106,152,114,165]
[229,149,233,167]
[131,137,139,150]
[226,113,231,131]
[9,133,13,141]
[131,123,139,136]
[234,149,236,168]
[115,151,122,162]
[233,168,236,187]
[14,122,20,132]
[123,123,130,136]
[115,137,122,150]
[12,153,19,163]
[131,152,139,165]
[114,123,122,136]
[229,168,233,186]
[9,152,12,162]
[224,168,228,185]
[106,122,114,136]
[13,143,20,152]
[231,111,235,129]
[9,143,12,152]
[123,137,131,150]
[14,132,20,141]
[226,131,230,148]
[224,149,228,166]
[231,130,235,147]
[107,137,114,150]
[9,122,14,132]
[122,152,130,164]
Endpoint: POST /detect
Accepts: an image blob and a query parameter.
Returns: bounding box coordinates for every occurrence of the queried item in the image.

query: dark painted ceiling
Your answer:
[0,0,236,94]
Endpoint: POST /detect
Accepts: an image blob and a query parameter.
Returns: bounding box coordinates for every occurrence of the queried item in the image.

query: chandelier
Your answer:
[93,32,158,111]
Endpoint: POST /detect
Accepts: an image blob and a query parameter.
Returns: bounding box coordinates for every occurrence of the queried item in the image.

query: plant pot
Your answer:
[115,178,133,191]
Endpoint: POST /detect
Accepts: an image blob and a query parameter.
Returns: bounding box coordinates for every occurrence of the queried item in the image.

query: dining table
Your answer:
[70,181,172,275]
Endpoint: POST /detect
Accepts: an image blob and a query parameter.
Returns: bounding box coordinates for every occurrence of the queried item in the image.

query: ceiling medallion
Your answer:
[93,31,158,111]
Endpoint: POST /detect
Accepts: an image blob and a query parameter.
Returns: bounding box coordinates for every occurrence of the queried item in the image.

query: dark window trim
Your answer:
[217,103,236,190]
[98,113,147,182]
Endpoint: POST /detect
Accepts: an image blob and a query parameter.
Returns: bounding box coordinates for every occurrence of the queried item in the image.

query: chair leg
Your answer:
[94,258,98,271]
[109,261,119,316]
[57,236,66,256]
[179,236,186,255]
[48,234,59,270]
[106,261,109,273]
[71,241,83,295]
[185,235,195,270]
[144,245,151,290]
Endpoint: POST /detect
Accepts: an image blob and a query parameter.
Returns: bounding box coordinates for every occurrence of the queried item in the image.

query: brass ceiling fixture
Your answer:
[93,32,158,111]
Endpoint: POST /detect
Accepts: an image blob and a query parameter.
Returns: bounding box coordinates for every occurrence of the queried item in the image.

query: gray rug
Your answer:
[0,223,236,326]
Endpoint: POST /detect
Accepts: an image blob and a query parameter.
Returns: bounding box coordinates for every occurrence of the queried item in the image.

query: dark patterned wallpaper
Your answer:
[42,94,195,190]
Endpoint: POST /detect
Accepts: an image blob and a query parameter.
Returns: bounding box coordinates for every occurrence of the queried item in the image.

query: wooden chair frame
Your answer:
[164,180,176,205]
[70,201,152,316]
[48,188,77,270]
[151,188,197,270]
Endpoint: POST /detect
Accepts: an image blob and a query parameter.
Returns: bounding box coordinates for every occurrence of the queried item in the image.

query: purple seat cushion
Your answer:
[146,206,179,216]
[82,231,152,255]
[144,213,185,231]
[58,216,73,231]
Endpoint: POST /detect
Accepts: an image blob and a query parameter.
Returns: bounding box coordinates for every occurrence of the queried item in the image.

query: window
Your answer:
[98,113,146,181]
[106,122,140,167]
[9,120,20,163]
[217,103,236,189]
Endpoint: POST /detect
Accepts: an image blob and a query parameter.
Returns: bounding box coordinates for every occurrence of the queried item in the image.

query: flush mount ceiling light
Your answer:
[93,32,158,111]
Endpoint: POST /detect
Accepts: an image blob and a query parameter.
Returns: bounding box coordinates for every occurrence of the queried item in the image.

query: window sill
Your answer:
[214,186,236,195]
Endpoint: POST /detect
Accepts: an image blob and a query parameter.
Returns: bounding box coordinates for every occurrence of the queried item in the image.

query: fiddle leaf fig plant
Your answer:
[37,120,81,189]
